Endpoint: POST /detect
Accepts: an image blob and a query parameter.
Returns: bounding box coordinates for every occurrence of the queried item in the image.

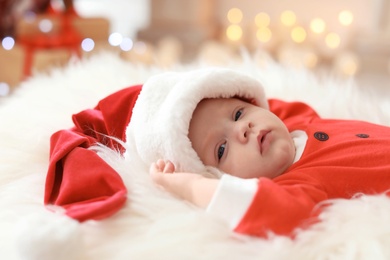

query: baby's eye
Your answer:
[234,109,243,121]
[217,143,226,160]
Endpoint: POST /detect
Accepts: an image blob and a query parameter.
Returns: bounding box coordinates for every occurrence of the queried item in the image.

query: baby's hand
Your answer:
[150,159,175,174]
[149,159,218,208]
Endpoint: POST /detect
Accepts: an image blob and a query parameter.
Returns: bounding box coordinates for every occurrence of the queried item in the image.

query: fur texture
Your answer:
[0,52,389,260]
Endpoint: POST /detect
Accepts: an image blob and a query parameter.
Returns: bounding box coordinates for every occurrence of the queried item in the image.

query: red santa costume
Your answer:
[207,100,390,237]
[45,68,390,237]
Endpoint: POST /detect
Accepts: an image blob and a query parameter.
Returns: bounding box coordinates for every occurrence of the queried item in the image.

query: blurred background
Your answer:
[1,0,389,95]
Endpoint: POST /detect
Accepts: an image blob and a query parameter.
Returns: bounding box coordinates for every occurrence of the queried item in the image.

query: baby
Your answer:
[45,68,390,238]
[145,72,390,237]
[150,96,296,206]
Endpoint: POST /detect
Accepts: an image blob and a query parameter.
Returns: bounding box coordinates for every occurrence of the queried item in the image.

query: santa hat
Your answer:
[126,68,268,176]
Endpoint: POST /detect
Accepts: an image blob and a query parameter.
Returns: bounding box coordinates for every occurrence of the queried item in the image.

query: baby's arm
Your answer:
[150,161,257,232]
[150,160,219,208]
[150,161,328,237]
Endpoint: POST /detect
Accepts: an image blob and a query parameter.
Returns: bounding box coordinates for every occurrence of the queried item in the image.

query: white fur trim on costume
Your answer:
[126,68,268,174]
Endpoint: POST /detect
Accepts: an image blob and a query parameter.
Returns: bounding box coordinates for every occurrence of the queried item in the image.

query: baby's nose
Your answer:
[234,121,252,143]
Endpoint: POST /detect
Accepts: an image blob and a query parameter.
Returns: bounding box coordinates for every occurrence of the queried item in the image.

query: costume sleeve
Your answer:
[207,174,328,237]
[235,176,328,237]
[44,85,142,222]
[206,175,258,229]
[269,99,320,131]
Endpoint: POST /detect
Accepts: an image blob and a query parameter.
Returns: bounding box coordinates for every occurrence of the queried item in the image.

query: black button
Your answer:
[314,131,329,141]
[356,134,369,138]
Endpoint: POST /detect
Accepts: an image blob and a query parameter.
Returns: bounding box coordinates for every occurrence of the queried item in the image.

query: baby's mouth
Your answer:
[258,130,271,154]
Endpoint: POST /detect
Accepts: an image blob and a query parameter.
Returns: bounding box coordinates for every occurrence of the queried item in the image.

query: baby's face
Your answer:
[188,98,295,179]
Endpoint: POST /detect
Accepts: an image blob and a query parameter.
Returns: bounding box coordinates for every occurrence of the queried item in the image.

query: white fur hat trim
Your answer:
[126,68,268,174]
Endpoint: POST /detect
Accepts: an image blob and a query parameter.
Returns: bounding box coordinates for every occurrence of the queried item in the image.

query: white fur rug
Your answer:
[1,52,390,260]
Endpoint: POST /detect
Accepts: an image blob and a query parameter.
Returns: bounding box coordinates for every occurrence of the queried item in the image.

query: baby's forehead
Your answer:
[197,96,251,107]
[195,97,234,110]
[192,98,250,121]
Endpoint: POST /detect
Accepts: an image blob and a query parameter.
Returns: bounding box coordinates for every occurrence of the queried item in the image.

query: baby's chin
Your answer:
[278,139,296,168]
[268,152,295,179]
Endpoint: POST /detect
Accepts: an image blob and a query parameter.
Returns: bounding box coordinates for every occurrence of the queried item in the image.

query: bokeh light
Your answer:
[39,19,53,33]
[291,26,307,43]
[227,8,243,24]
[339,10,353,26]
[0,82,10,97]
[1,37,15,50]
[226,24,243,41]
[325,32,341,49]
[81,38,95,52]
[335,52,360,76]
[108,32,123,46]
[120,37,134,51]
[310,18,326,34]
[255,12,270,27]
[281,10,296,27]
[256,27,272,43]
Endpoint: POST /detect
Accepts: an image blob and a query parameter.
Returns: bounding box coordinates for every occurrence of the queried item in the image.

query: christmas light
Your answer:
[0,82,10,97]
[1,37,15,50]
[81,38,95,52]
[255,12,270,28]
[338,10,353,26]
[310,18,326,34]
[108,32,123,46]
[325,32,341,49]
[256,27,272,43]
[120,37,134,51]
[39,19,53,33]
[226,24,243,41]
[291,26,307,43]
[280,10,296,27]
[334,52,360,76]
[227,8,243,24]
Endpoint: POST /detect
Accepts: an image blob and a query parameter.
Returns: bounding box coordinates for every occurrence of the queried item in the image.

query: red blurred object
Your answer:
[0,0,75,38]
[17,1,82,77]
